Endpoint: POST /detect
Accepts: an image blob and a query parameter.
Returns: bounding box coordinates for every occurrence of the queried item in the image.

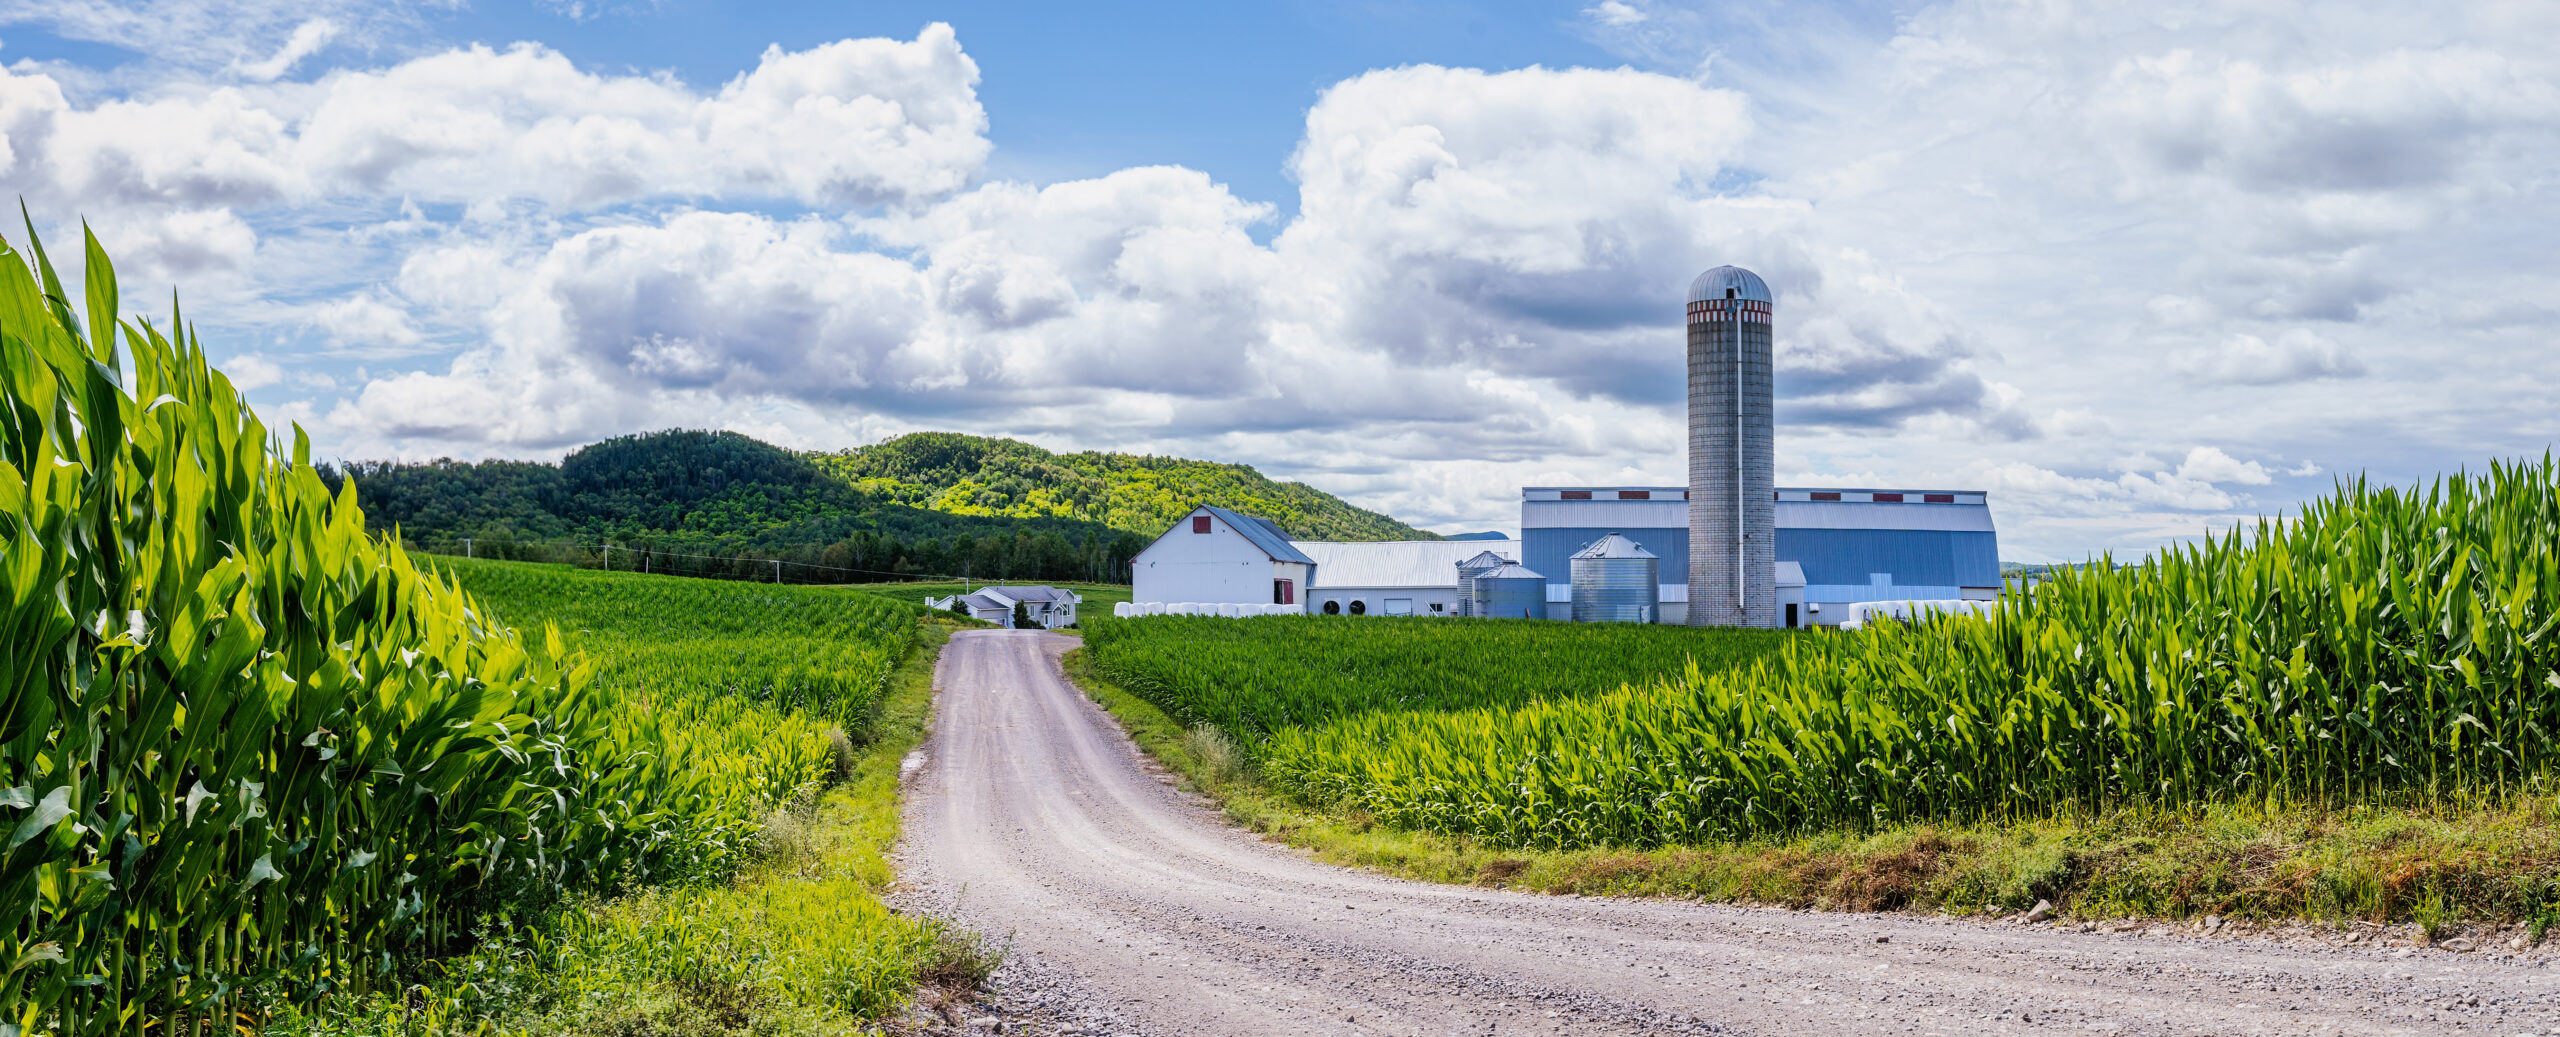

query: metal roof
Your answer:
[1294,539,1517,589]
[1201,505,1315,565]
[984,585,1076,603]
[1460,549,1514,568]
[1687,265,1772,304]
[1478,563,1546,580]
[1571,532,1657,559]
[1776,561,1807,587]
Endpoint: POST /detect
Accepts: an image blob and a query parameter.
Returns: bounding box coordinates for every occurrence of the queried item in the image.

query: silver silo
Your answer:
[1570,533,1659,623]
[1686,265,1777,628]
[1454,550,1511,618]
[1472,563,1548,620]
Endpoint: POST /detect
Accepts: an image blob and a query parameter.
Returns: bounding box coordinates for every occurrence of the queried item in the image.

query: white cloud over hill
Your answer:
[2,4,2555,560]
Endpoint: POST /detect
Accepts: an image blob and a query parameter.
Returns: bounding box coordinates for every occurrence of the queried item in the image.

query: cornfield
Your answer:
[1082,616,1784,740]
[1254,464,2560,849]
[0,224,919,1033]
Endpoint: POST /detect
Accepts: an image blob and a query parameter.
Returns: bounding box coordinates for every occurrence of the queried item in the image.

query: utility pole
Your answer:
[462,538,472,559]
[774,559,782,584]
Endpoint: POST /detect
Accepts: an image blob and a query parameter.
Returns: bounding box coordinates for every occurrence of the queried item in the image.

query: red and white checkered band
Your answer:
[1685,299,1772,325]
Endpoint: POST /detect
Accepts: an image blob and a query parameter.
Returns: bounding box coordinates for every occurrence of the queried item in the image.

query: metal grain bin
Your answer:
[1570,533,1659,623]
[1472,563,1548,620]
[1454,550,1512,618]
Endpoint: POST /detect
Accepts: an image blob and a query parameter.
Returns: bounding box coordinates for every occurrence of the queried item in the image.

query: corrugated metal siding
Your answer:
[1776,528,2001,589]
[1521,499,1690,528]
[1775,501,1995,532]
[1523,527,1687,592]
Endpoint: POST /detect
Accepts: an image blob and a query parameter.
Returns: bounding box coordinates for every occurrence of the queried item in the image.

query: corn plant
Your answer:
[1251,463,2560,849]
[0,221,919,1034]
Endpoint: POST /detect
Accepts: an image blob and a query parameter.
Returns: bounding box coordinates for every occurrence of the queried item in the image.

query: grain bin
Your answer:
[1471,563,1548,620]
[1454,550,1512,617]
[1570,533,1659,623]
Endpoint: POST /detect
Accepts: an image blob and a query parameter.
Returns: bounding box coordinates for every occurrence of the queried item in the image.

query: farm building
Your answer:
[1519,486,1993,627]
[926,585,1083,629]
[1294,540,1521,617]
[1131,506,1315,610]
[1128,505,1518,617]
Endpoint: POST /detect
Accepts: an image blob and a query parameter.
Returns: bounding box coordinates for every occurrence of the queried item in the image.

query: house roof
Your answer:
[1776,561,1807,588]
[1202,505,1316,565]
[957,593,1013,612]
[1293,538,1519,589]
[985,585,1076,603]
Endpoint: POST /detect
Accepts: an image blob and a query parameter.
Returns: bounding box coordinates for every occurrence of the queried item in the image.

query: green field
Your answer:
[1083,616,1785,740]
[1094,462,2560,855]
[285,561,976,1035]
[0,226,961,1035]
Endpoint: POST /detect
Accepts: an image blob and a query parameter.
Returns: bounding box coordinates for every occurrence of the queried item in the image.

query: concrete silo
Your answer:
[1686,266,1777,627]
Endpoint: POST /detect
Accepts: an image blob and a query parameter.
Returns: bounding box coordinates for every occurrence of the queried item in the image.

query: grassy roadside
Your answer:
[281,618,994,1035]
[1060,647,2560,946]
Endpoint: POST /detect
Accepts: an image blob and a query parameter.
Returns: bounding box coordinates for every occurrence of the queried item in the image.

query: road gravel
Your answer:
[894,629,2558,1036]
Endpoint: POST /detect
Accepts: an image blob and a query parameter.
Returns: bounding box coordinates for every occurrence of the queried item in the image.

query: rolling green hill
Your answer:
[331,429,1428,584]
[810,432,1432,541]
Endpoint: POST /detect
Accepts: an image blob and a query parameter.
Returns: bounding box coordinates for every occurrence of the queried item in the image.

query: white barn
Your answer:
[1131,506,1315,610]
[1129,505,1519,617]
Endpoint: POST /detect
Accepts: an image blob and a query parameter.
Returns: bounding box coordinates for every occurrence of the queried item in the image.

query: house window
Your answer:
[1872,492,1903,503]
[1193,515,1212,533]
[1924,493,1955,504]
[1560,490,1593,500]
[1811,491,1842,501]
[1429,602,1444,613]
[1617,490,1650,500]
[1273,579,1295,605]
[1384,598,1413,616]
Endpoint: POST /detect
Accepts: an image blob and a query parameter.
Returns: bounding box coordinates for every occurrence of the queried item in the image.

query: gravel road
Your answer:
[894,629,2558,1036]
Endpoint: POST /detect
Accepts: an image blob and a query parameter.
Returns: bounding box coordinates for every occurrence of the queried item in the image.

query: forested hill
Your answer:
[328,429,1429,584]
[810,432,1432,541]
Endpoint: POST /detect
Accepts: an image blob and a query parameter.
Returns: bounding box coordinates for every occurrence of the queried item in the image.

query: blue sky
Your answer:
[0,0,2551,559]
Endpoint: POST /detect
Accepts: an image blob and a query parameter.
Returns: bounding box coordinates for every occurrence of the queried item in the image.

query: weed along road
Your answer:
[897,630,2555,1036]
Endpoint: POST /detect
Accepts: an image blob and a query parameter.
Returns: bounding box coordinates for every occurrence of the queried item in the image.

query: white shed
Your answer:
[1295,539,1518,618]
[1130,506,1314,611]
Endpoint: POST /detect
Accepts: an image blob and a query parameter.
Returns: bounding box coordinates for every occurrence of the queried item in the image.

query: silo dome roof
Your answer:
[1687,265,1772,305]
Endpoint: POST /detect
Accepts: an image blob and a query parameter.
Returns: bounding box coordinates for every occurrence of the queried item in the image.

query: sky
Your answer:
[0,0,2552,560]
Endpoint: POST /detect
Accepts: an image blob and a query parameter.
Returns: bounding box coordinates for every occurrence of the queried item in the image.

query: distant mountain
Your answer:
[331,430,1150,583]
[329,428,1433,584]
[1446,531,1510,541]
[809,432,1433,541]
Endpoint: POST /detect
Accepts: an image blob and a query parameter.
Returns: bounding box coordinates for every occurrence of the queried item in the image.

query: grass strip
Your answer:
[1061,647,2560,947]
[281,618,995,1036]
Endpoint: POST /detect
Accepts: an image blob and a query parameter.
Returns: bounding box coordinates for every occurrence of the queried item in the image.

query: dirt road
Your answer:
[895,630,2556,1036]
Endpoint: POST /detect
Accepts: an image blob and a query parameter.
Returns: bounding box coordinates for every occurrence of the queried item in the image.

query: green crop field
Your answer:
[1208,465,2560,851]
[1081,617,1787,741]
[0,226,942,1035]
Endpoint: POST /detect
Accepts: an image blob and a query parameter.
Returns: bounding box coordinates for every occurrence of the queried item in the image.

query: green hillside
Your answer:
[332,429,1429,584]
[811,431,1432,541]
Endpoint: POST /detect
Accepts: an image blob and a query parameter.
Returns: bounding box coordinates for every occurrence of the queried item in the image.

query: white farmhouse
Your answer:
[925,585,1082,629]
[1130,506,1315,610]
